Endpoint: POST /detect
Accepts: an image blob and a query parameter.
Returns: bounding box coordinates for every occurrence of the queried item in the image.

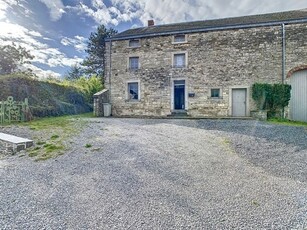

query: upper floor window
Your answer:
[129,57,139,70]
[129,39,140,47]
[173,53,186,68]
[173,34,186,43]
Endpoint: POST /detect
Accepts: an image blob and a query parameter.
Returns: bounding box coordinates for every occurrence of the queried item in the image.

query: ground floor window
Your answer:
[211,88,220,98]
[128,82,139,100]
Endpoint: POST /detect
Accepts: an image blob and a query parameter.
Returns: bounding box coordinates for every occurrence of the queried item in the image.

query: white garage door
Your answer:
[290,70,307,122]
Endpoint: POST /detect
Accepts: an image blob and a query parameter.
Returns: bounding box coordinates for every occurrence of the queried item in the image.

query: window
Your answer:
[173,53,186,68]
[129,57,139,70]
[173,34,186,43]
[129,39,140,47]
[211,88,220,98]
[128,82,139,100]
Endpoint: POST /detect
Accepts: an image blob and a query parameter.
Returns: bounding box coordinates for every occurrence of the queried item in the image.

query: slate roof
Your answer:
[110,9,307,41]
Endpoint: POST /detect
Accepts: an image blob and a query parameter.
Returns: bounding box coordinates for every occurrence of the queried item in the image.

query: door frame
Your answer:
[171,78,188,111]
[229,86,250,116]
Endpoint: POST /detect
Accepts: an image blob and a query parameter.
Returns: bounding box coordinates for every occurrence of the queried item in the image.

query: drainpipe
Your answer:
[109,39,112,105]
[281,23,286,118]
[282,23,286,84]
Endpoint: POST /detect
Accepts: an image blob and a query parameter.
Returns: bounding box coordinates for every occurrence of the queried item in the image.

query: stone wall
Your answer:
[93,89,110,117]
[105,23,307,117]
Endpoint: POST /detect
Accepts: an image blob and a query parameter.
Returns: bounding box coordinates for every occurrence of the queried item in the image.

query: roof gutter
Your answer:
[106,18,307,41]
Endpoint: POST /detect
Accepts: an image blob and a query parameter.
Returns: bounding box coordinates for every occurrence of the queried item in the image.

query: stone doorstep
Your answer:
[0,133,33,154]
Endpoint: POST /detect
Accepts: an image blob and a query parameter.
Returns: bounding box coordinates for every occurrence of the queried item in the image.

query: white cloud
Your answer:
[0,21,84,78]
[74,0,307,27]
[0,0,33,20]
[39,0,65,21]
[60,35,87,52]
[23,64,61,79]
[114,0,307,26]
[68,0,141,26]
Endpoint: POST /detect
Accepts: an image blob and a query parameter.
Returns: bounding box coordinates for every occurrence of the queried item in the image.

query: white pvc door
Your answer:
[232,89,246,117]
[290,70,307,122]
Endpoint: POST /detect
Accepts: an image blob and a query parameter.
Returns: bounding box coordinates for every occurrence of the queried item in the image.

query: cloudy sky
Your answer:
[1,0,307,78]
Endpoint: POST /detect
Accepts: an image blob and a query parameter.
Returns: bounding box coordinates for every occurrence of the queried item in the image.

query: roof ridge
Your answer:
[110,9,307,40]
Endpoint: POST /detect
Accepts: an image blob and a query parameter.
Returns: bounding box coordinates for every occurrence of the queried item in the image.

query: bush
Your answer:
[52,75,103,103]
[0,74,92,118]
[252,83,291,118]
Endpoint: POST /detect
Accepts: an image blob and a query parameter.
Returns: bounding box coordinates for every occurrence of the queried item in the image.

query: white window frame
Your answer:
[128,39,141,48]
[210,88,222,99]
[126,80,141,101]
[172,51,188,68]
[128,56,140,70]
[171,78,188,110]
[172,34,187,44]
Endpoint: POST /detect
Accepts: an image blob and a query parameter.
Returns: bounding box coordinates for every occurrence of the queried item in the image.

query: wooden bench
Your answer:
[0,132,33,153]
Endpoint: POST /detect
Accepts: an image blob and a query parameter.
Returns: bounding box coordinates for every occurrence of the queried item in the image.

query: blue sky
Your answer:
[1,0,307,78]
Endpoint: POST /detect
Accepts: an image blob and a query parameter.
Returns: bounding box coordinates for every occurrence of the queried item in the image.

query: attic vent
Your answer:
[148,20,154,26]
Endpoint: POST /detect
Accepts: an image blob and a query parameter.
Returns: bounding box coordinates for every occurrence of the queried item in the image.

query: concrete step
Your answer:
[0,132,33,154]
[167,110,189,118]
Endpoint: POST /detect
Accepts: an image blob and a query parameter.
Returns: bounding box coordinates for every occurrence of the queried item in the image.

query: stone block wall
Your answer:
[93,89,110,117]
[105,23,307,117]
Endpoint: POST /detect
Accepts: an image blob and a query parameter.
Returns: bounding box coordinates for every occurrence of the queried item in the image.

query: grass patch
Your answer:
[22,113,93,161]
[43,143,64,153]
[29,151,39,157]
[268,118,307,127]
[23,113,93,131]
[50,134,59,140]
[85,143,92,148]
[36,141,46,145]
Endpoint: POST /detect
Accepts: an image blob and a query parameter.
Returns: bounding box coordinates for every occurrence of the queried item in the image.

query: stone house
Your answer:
[102,10,307,120]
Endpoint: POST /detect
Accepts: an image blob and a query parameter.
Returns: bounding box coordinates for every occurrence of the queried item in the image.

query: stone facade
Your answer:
[93,89,110,117]
[105,22,307,117]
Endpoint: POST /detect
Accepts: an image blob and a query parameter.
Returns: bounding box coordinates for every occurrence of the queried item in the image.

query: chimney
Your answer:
[147,20,154,27]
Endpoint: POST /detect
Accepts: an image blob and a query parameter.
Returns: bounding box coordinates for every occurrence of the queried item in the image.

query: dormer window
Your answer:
[173,34,186,43]
[129,39,140,48]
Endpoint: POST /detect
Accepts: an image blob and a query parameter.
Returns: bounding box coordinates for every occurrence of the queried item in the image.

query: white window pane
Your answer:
[129,40,140,47]
[174,35,185,42]
[129,57,139,69]
[174,54,185,67]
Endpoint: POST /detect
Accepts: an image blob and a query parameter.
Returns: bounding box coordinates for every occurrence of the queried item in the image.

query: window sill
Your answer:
[128,46,141,49]
[210,97,223,100]
[172,41,188,44]
[126,99,141,103]
[128,68,140,71]
[172,66,188,69]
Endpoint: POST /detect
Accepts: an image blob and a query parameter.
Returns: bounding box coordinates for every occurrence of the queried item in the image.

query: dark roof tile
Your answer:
[111,10,307,40]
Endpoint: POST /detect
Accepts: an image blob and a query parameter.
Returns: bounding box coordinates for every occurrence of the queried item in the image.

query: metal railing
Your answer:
[0,96,30,124]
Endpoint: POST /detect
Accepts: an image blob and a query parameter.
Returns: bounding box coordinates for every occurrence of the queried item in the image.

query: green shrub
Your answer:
[0,74,92,118]
[252,83,291,118]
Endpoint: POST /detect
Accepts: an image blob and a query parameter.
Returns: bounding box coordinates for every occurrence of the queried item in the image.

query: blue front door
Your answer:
[174,80,185,110]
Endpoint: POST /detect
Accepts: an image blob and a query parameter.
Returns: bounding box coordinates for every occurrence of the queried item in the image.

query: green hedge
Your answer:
[252,83,291,118]
[0,74,92,117]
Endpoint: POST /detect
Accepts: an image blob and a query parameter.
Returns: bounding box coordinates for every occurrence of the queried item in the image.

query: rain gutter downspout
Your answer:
[282,23,286,84]
[281,23,286,118]
[109,39,112,106]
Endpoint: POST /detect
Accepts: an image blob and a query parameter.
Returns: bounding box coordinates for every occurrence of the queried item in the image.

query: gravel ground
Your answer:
[0,118,306,229]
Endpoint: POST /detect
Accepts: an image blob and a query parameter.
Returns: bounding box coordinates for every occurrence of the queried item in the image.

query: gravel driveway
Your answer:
[0,118,306,229]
